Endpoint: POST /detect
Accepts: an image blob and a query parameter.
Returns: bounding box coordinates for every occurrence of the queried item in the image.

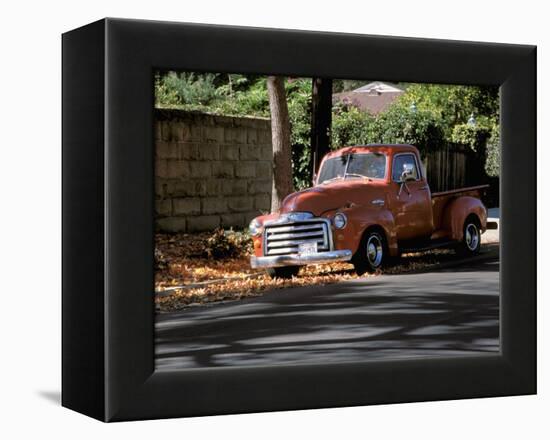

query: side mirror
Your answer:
[398,163,415,198]
[400,163,415,182]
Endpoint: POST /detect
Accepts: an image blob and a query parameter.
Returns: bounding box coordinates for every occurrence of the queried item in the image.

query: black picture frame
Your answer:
[62,18,536,422]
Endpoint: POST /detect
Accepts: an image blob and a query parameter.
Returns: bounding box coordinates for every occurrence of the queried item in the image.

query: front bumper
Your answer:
[250,249,353,269]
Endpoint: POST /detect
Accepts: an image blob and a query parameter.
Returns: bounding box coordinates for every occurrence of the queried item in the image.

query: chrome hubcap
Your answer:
[465,223,480,251]
[366,235,383,267]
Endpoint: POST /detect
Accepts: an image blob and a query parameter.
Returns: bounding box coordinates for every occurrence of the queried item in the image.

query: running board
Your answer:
[400,240,456,253]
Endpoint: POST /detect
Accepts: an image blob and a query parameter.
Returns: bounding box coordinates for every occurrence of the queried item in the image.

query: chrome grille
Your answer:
[264,220,331,256]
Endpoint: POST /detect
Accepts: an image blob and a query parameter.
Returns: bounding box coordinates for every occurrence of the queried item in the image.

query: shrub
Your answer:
[395,83,499,133]
[332,104,445,157]
[451,123,490,152]
[332,106,374,147]
[203,228,253,259]
[155,72,219,107]
[451,118,499,177]
[485,125,500,177]
[287,79,313,189]
[217,77,271,117]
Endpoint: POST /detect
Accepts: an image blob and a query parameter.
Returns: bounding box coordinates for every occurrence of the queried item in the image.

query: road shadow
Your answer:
[438,259,499,273]
[383,243,499,274]
[156,260,499,370]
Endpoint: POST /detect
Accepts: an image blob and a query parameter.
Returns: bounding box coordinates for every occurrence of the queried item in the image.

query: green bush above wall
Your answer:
[155,72,500,188]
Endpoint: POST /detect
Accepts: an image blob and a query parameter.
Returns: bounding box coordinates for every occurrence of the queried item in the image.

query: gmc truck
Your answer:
[249,144,494,278]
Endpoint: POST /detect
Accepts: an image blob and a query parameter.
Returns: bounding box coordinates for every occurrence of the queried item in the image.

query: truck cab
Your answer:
[249,144,489,278]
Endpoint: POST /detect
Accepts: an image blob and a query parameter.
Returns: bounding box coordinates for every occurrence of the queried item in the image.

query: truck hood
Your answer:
[280,179,385,216]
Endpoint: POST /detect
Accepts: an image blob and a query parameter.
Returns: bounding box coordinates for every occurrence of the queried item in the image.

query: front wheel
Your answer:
[266,266,300,279]
[352,230,386,275]
[457,218,481,256]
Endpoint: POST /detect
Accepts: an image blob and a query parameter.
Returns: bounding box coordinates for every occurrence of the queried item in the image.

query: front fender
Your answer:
[442,196,487,241]
[328,206,398,257]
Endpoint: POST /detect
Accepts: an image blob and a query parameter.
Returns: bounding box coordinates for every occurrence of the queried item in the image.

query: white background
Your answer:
[0,0,546,437]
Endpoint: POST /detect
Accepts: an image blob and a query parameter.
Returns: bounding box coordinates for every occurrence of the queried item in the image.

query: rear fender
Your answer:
[442,196,487,241]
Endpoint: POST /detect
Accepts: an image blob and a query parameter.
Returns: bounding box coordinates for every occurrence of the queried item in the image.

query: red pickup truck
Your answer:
[249,144,493,278]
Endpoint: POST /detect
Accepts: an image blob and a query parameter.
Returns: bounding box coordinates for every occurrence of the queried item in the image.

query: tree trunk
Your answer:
[310,77,333,180]
[267,76,293,212]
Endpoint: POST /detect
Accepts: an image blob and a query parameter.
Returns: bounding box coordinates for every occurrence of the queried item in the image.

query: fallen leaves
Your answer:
[155,232,496,312]
[154,232,374,312]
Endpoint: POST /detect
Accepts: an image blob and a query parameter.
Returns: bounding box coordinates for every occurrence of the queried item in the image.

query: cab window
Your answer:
[392,154,420,181]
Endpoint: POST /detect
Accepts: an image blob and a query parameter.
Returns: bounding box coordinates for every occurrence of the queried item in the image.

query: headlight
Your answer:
[249,219,263,237]
[333,213,347,229]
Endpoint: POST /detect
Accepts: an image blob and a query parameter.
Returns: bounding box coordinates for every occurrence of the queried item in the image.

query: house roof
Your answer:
[352,81,403,94]
[333,81,404,114]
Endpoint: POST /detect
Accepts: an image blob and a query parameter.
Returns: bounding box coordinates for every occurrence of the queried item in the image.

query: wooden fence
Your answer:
[424,144,468,193]
[423,143,499,206]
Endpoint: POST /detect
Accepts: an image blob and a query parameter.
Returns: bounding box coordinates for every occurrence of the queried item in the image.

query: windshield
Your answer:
[317,153,387,184]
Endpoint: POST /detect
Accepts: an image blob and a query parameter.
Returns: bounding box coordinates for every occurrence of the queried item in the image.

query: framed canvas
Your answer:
[62,18,536,422]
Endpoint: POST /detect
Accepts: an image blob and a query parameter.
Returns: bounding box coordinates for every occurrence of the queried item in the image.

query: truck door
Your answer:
[388,153,434,241]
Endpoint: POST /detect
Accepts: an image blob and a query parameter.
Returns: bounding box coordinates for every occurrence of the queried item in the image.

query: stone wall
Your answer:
[155,109,273,232]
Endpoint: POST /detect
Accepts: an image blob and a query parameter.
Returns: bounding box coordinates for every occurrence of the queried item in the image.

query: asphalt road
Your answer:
[155,255,499,371]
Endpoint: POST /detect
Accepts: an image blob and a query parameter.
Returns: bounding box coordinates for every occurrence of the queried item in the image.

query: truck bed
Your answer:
[431,185,488,233]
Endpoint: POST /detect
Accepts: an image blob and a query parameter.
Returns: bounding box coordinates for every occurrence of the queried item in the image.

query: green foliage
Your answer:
[155,75,180,107]
[216,77,271,117]
[155,71,270,117]
[331,106,374,147]
[485,124,500,177]
[286,79,313,189]
[450,114,499,176]
[155,72,220,107]
[203,228,252,259]
[372,106,446,154]
[397,83,499,132]
[216,74,249,97]
[451,123,490,152]
[332,104,445,157]
[155,71,501,186]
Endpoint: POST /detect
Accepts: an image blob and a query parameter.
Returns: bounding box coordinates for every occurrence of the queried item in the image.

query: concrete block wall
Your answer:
[155,109,273,232]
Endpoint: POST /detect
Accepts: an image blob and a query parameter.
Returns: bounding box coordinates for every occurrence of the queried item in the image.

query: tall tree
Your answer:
[267,76,293,212]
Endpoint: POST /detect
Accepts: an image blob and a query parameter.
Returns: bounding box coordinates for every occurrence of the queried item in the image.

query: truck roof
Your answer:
[325,144,419,159]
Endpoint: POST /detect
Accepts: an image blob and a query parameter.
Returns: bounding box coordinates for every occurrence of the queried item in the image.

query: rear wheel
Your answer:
[266,266,300,279]
[458,217,481,256]
[353,230,386,275]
